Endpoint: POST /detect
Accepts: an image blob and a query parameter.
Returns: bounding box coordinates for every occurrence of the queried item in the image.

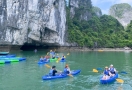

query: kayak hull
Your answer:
[0,52,9,55]
[38,60,50,64]
[60,59,66,62]
[0,54,16,57]
[50,58,57,62]
[100,73,118,84]
[0,57,26,61]
[0,57,26,64]
[42,70,81,80]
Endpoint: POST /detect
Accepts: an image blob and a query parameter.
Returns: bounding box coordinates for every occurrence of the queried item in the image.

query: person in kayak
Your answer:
[102,66,110,80]
[49,66,60,76]
[63,64,71,74]
[61,55,65,60]
[109,64,116,76]
[40,56,44,62]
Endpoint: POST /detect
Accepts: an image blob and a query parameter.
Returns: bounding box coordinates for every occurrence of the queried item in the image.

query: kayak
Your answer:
[100,73,118,84]
[0,54,16,57]
[38,60,50,64]
[0,57,26,61]
[0,59,19,64]
[0,58,26,64]
[0,52,9,55]
[42,70,81,80]
[0,57,26,60]
[50,58,58,62]
[60,59,66,62]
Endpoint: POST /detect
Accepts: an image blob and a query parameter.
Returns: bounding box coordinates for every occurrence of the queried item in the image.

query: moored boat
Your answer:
[0,52,9,55]
[0,54,16,57]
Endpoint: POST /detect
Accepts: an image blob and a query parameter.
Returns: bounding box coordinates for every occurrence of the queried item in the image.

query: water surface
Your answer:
[0,50,132,90]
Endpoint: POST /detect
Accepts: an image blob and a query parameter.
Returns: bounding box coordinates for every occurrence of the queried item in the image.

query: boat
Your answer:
[38,60,50,64]
[0,54,16,57]
[0,52,9,55]
[50,58,58,62]
[42,70,81,80]
[100,73,118,84]
[0,57,26,64]
[98,50,104,52]
[60,59,66,62]
[0,57,26,61]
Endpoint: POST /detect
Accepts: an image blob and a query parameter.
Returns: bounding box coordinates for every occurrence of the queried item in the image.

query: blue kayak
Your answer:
[38,60,50,64]
[100,73,118,84]
[60,59,66,62]
[0,57,26,61]
[0,54,16,57]
[42,70,81,80]
[0,52,9,55]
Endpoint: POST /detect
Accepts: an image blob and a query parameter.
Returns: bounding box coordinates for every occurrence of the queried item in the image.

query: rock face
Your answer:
[92,6,102,17]
[0,0,66,46]
[109,3,132,27]
[70,0,92,21]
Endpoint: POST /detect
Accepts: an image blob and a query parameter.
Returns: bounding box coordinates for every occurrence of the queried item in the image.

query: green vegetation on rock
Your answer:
[67,1,132,48]
[109,3,132,18]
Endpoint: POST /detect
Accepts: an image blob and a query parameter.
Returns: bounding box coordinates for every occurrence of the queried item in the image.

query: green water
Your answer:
[0,50,132,90]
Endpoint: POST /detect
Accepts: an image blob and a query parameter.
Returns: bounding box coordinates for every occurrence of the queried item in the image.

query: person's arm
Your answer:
[114,68,116,72]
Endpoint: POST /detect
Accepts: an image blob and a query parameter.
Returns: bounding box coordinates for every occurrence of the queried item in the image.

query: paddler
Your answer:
[109,64,116,76]
[49,66,61,76]
[63,64,71,74]
[102,66,110,80]
[49,66,57,76]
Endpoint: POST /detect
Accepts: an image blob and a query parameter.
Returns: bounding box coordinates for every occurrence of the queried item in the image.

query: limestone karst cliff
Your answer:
[109,3,132,27]
[70,0,93,21]
[0,0,66,46]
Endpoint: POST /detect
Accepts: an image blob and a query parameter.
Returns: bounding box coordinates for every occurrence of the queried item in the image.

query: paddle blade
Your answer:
[67,53,70,55]
[120,71,127,74]
[116,79,124,83]
[68,74,73,77]
[45,64,51,68]
[93,69,98,73]
[97,68,102,71]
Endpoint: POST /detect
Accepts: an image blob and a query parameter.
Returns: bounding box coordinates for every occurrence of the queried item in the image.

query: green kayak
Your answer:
[10,59,19,62]
[50,58,58,62]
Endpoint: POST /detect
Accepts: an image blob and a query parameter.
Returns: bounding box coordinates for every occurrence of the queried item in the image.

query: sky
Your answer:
[91,0,132,14]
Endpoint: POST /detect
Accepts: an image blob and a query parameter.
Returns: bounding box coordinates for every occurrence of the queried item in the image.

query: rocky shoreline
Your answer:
[0,45,131,52]
[57,47,132,52]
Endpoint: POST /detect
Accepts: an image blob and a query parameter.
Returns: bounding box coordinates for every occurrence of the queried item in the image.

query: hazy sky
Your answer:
[91,0,132,14]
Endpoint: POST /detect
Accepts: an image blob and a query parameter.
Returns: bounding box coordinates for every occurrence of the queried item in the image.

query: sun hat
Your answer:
[110,64,113,67]
[105,66,108,68]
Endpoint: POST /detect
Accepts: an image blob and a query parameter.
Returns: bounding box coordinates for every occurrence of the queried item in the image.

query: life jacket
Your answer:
[62,57,65,60]
[109,68,115,74]
[43,58,47,61]
[63,68,69,74]
[40,58,43,62]
[49,69,53,75]
[104,70,109,76]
